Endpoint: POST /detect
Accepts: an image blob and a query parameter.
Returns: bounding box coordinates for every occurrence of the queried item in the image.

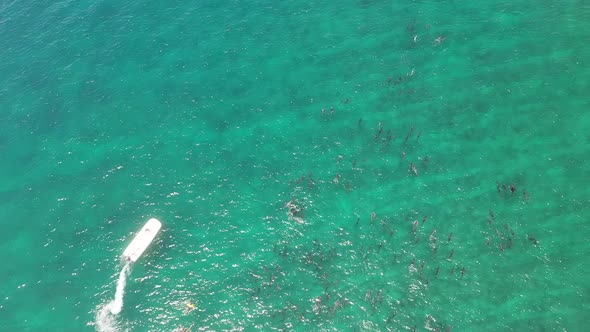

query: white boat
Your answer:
[122,218,162,262]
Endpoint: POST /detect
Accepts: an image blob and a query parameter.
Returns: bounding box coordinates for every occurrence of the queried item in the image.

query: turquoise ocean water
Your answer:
[1,0,589,331]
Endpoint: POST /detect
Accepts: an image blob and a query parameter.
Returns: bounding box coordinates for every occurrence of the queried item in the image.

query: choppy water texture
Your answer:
[1,0,589,331]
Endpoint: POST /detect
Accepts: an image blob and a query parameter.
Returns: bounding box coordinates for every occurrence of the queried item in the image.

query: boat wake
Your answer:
[95,261,132,332]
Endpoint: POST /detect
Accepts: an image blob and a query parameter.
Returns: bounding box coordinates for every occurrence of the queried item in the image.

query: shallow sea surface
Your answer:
[0,0,589,331]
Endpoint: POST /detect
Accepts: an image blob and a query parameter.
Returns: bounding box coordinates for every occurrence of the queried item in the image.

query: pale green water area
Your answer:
[1,0,589,331]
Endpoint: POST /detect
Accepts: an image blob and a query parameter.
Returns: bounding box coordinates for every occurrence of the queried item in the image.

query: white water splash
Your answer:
[109,262,131,314]
[95,305,119,332]
[95,261,132,332]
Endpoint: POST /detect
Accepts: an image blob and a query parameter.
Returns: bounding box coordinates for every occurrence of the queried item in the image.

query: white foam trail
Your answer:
[95,261,131,332]
[95,305,119,332]
[108,262,131,315]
